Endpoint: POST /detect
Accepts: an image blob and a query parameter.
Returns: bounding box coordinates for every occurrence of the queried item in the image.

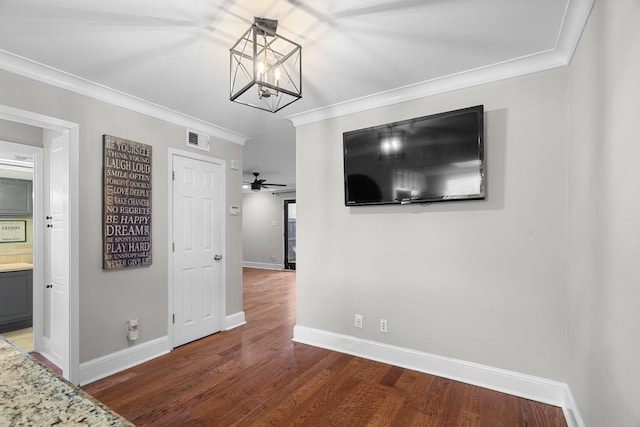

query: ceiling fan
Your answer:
[246,172,286,191]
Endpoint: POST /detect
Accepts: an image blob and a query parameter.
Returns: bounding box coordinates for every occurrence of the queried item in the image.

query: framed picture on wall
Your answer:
[102,135,152,269]
[0,220,27,243]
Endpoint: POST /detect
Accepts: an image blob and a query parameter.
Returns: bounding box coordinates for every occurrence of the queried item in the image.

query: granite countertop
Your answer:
[0,337,134,426]
[0,263,33,273]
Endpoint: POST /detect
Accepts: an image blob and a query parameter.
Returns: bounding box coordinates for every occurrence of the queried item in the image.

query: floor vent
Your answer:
[186,130,210,152]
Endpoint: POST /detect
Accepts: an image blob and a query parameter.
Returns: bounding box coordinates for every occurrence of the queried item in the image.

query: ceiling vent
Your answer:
[186,130,210,152]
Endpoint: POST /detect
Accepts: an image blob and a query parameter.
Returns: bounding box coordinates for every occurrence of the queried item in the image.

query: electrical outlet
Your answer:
[127,318,139,341]
[380,319,388,333]
[355,314,363,329]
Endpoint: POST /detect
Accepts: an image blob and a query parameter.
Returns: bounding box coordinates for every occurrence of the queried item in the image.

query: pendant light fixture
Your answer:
[230,17,302,113]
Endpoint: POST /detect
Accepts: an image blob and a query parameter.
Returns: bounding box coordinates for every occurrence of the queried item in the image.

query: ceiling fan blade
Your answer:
[263,183,287,187]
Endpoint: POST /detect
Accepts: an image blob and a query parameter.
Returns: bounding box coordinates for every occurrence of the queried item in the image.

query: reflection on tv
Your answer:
[343,105,485,206]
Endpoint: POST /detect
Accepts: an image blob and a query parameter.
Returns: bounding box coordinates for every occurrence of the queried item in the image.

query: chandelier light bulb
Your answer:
[258,61,264,81]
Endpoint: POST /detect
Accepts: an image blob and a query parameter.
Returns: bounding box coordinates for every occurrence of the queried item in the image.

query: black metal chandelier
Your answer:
[229,17,302,113]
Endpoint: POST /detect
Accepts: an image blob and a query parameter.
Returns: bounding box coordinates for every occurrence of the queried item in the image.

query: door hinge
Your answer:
[172,170,175,181]
[172,314,175,324]
[172,242,175,252]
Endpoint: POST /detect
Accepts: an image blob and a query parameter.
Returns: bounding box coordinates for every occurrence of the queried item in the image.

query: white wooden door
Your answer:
[172,155,222,347]
[41,133,69,371]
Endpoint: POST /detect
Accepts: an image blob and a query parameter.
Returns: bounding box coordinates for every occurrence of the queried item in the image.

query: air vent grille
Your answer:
[185,130,211,152]
[188,131,198,146]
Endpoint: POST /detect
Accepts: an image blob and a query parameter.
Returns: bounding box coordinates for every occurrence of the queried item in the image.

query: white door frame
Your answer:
[167,148,226,349]
[0,104,80,384]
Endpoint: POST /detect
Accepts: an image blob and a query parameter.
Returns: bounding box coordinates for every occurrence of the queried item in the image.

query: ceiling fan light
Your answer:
[230,17,302,113]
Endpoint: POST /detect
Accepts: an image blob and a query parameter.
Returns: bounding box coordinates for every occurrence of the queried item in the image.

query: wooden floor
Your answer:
[84,268,567,426]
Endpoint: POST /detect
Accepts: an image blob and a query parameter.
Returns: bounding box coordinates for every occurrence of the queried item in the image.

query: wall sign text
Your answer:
[103,135,152,269]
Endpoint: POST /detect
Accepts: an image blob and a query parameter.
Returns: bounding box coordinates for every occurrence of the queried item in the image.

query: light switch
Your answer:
[229,205,240,215]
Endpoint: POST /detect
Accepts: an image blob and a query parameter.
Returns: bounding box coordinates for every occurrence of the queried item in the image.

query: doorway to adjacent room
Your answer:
[284,199,296,270]
[0,105,79,384]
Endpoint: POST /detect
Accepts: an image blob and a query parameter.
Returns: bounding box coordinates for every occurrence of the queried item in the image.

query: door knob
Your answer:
[213,254,222,261]
[46,284,53,289]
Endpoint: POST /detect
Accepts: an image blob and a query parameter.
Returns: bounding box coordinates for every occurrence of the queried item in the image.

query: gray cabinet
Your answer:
[0,269,33,333]
[0,178,33,216]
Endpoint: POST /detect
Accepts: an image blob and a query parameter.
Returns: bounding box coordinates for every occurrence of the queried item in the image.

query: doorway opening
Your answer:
[284,200,296,271]
[0,105,79,384]
[0,141,37,353]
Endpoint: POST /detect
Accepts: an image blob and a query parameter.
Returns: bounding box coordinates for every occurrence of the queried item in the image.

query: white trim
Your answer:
[286,0,594,127]
[167,151,175,349]
[287,50,566,127]
[0,104,80,385]
[562,386,586,427]
[224,311,246,330]
[243,261,284,270]
[555,0,595,62]
[0,49,248,146]
[79,336,170,386]
[293,325,569,407]
[68,125,80,385]
[167,148,227,350]
[78,315,246,386]
[32,149,44,360]
[0,103,78,131]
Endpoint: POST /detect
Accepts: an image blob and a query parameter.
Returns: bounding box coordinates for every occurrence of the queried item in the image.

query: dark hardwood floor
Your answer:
[83,267,567,426]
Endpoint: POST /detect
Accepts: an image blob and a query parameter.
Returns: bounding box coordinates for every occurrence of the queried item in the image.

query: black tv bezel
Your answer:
[343,105,485,207]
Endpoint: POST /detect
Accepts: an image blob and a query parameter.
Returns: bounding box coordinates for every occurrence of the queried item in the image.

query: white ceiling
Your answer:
[0,0,591,190]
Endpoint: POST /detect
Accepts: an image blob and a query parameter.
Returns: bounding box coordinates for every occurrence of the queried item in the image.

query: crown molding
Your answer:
[555,0,595,60]
[287,0,595,128]
[0,49,249,146]
[286,50,567,127]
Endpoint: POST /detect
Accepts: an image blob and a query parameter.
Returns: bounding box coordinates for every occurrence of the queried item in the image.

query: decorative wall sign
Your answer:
[0,220,27,243]
[103,135,152,269]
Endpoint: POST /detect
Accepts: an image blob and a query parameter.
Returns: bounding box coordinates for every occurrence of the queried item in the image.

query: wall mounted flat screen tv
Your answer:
[343,105,485,206]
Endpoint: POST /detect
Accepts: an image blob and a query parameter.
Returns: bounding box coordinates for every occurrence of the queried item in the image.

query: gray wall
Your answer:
[0,69,244,363]
[568,0,640,425]
[296,68,570,381]
[295,2,640,423]
[242,191,295,268]
[0,119,43,146]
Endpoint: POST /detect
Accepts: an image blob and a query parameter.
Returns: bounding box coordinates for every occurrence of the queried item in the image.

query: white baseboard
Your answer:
[243,261,284,270]
[79,336,170,386]
[79,313,245,386]
[293,325,583,424]
[225,311,246,330]
[562,386,586,427]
